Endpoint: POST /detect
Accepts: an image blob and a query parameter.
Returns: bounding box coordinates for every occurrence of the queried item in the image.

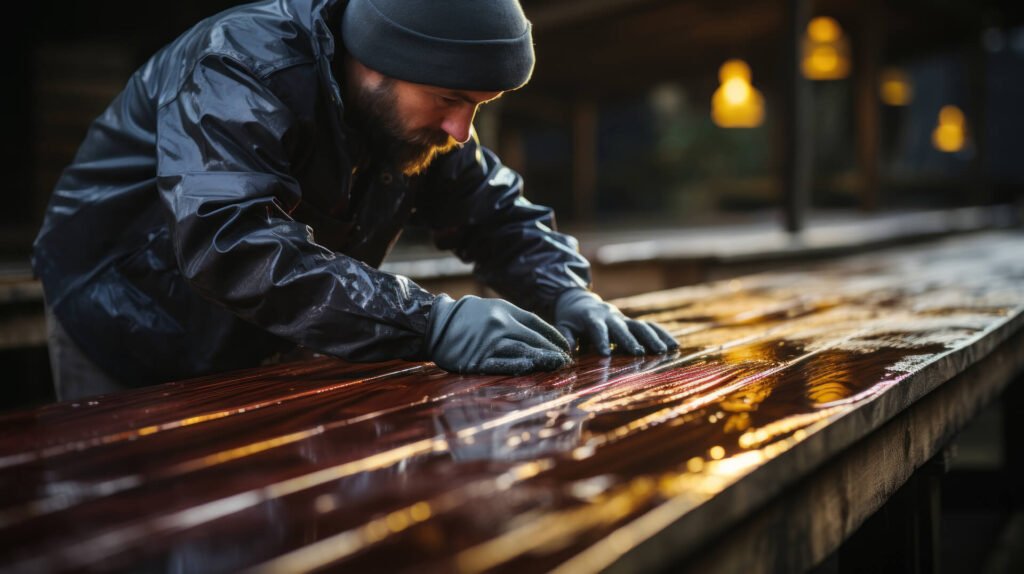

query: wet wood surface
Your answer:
[1,231,1023,573]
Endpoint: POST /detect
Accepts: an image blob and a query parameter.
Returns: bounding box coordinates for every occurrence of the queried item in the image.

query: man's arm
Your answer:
[155,55,571,374]
[156,54,437,362]
[417,133,677,356]
[416,132,591,317]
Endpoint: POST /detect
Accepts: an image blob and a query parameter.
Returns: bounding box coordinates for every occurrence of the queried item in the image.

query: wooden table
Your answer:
[2,231,1023,573]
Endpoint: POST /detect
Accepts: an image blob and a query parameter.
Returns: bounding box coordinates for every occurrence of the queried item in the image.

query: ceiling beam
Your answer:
[526,0,669,32]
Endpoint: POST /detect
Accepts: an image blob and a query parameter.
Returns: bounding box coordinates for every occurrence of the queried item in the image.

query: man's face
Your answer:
[346,59,503,176]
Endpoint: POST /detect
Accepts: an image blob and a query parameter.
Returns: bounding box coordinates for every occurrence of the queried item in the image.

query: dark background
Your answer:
[0,3,1022,569]
[3,0,1024,258]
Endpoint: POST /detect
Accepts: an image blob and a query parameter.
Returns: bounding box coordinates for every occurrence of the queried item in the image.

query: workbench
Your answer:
[1,231,1022,572]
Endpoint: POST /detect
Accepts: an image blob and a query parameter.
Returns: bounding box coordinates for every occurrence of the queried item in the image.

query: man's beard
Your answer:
[348,78,461,176]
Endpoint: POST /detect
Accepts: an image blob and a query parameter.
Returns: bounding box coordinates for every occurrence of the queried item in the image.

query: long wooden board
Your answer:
[1,231,1022,572]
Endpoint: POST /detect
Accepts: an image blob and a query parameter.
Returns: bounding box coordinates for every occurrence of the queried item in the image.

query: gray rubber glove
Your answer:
[554,289,679,356]
[427,295,572,375]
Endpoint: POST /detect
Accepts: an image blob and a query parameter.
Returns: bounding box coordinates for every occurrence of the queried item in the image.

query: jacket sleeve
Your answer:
[416,131,592,317]
[156,54,436,362]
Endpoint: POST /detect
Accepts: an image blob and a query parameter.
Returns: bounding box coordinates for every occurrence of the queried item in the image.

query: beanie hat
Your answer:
[340,0,535,92]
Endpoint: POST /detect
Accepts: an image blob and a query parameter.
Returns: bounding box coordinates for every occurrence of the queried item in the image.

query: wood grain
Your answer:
[1,231,1022,573]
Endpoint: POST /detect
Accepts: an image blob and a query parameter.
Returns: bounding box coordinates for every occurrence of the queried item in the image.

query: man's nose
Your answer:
[441,106,477,144]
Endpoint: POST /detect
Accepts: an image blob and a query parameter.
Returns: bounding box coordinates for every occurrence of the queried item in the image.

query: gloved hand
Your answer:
[554,289,678,356]
[427,295,572,375]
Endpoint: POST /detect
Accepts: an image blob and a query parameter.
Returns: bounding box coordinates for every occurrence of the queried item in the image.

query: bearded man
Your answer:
[32,0,677,401]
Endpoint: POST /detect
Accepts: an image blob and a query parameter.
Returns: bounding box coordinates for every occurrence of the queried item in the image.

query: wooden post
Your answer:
[968,43,990,206]
[498,127,526,175]
[780,0,813,233]
[572,99,598,224]
[855,0,883,212]
[1004,376,1024,510]
[474,101,503,154]
[838,468,942,574]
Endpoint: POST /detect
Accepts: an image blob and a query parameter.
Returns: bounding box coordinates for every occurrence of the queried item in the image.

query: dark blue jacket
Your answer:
[32,0,590,386]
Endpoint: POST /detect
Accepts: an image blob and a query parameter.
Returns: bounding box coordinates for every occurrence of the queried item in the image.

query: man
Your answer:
[33,0,678,401]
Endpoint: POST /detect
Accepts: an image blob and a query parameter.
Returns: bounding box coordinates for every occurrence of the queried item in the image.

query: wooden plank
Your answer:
[0,232,1022,572]
[619,313,1024,573]
[0,312,47,350]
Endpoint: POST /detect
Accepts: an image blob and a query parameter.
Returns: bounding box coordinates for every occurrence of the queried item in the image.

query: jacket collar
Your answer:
[297,0,347,62]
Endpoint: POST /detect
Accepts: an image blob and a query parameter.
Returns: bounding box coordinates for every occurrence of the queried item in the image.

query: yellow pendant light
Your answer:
[932,105,966,153]
[711,59,765,128]
[802,17,851,80]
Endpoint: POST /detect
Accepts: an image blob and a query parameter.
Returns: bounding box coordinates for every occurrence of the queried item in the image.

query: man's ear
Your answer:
[346,54,386,91]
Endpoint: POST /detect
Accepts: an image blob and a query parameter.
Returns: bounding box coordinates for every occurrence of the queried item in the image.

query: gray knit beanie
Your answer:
[340,0,535,92]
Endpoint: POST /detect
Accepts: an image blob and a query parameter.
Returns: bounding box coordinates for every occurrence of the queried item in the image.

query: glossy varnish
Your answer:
[2,232,1023,572]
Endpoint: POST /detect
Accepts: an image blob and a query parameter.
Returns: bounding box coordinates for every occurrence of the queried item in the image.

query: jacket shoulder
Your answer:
[147,0,318,107]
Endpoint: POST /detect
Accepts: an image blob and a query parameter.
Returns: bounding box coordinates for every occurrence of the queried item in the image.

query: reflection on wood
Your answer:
[1,232,1023,572]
